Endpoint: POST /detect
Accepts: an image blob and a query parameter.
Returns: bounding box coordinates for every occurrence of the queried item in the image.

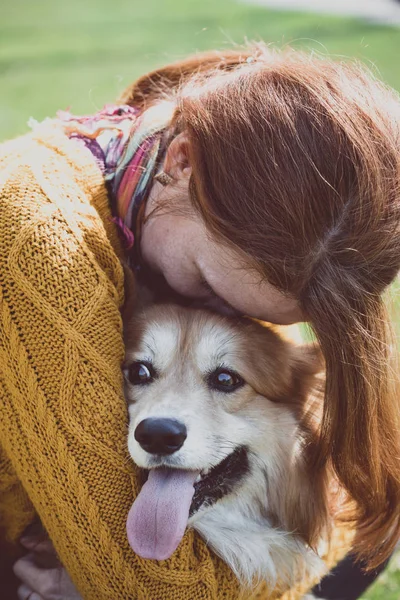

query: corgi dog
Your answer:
[123,302,335,588]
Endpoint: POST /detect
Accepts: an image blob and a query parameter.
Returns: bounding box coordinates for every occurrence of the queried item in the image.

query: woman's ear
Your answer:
[163,132,192,182]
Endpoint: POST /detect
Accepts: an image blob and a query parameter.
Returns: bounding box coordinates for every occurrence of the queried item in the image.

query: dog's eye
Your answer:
[208,368,244,393]
[127,362,154,385]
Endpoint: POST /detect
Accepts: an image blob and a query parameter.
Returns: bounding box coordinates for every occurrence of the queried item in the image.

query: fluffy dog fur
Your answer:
[123,303,335,589]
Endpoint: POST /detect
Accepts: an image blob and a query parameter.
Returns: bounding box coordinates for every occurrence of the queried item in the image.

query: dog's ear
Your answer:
[121,263,137,322]
[278,343,330,548]
[121,264,157,322]
[289,343,324,404]
[274,444,331,553]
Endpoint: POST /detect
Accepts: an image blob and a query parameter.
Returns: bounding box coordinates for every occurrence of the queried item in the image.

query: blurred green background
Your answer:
[2,0,400,142]
[1,0,400,598]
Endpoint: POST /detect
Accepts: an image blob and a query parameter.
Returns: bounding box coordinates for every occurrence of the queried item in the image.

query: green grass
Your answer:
[2,1,400,597]
[2,0,400,142]
[362,552,400,600]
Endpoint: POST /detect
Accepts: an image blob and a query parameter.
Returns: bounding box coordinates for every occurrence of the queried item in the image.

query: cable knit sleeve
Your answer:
[0,125,242,600]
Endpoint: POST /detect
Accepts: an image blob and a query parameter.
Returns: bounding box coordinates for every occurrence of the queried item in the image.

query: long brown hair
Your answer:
[120,44,400,567]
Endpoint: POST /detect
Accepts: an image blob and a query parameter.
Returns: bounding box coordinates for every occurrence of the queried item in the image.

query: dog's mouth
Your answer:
[126,446,249,561]
[190,446,249,516]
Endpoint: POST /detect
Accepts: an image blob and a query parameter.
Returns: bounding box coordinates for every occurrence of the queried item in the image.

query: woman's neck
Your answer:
[58,103,174,251]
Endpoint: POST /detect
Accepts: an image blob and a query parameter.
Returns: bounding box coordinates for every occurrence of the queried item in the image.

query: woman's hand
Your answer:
[13,525,82,600]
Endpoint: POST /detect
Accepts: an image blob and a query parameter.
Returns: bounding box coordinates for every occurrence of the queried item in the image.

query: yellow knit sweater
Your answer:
[0,122,354,599]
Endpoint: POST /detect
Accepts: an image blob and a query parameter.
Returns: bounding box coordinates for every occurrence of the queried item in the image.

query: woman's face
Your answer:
[140,134,304,325]
[140,210,302,325]
[141,202,303,325]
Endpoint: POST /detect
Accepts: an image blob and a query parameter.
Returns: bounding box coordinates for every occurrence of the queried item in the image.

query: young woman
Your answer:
[2,44,400,600]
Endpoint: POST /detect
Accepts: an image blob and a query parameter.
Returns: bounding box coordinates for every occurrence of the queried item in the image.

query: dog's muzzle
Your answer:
[126,430,250,562]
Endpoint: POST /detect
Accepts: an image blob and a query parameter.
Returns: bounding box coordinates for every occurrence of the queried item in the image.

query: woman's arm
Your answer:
[0,127,239,600]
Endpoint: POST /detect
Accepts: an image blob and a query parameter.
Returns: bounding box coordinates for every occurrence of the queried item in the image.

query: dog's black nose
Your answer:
[134,418,187,455]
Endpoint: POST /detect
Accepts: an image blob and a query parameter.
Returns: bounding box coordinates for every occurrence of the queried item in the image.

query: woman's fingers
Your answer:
[13,552,82,600]
[20,521,57,556]
[20,534,58,558]
[15,525,82,600]
[17,583,43,600]
[14,554,51,596]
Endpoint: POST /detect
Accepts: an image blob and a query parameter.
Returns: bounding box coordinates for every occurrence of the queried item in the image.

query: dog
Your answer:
[123,301,335,589]
[13,296,335,599]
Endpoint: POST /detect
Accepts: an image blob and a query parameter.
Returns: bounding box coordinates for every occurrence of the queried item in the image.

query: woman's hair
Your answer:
[120,44,400,567]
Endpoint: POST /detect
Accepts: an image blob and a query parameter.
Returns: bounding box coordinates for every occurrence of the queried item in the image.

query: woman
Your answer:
[1,44,400,600]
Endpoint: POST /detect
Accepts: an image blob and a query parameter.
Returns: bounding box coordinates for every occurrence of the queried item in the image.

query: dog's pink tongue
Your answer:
[127,468,198,561]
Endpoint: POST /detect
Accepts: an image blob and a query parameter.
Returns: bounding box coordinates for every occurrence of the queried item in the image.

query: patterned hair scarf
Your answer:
[57,103,174,258]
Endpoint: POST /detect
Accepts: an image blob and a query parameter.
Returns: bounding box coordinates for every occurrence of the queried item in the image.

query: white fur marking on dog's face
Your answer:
[128,321,179,371]
[193,325,238,373]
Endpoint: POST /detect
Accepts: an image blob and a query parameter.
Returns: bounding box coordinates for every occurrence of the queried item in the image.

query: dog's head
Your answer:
[123,304,329,565]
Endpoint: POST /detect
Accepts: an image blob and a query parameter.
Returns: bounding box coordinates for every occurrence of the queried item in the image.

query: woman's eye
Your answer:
[127,362,154,385]
[208,368,245,393]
